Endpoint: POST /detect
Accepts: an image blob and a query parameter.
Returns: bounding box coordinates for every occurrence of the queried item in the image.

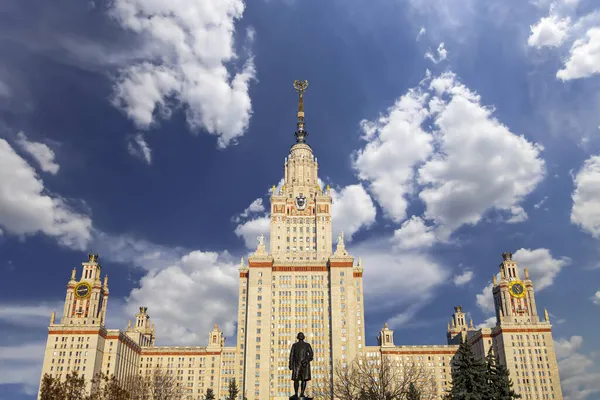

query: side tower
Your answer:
[125,306,155,347]
[38,254,110,398]
[490,252,563,399]
[446,305,475,345]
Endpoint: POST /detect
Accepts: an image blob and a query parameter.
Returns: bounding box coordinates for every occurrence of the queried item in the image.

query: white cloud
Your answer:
[528,11,571,48]
[425,42,448,64]
[355,71,544,243]
[0,139,92,249]
[15,131,60,174]
[557,27,600,80]
[592,290,600,305]
[126,250,239,345]
[453,270,474,286]
[234,215,270,249]
[127,133,152,164]
[476,281,496,314]
[392,216,437,250]
[417,72,545,240]
[353,88,433,223]
[571,155,600,237]
[513,247,570,290]
[352,238,450,329]
[475,316,496,330]
[555,336,600,400]
[109,0,256,148]
[0,342,46,395]
[476,248,568,314]
[416,26,426,41]
[232,198,265,224]
[0,302,61,328]
[534,196,548,209]
[330,184,377,240]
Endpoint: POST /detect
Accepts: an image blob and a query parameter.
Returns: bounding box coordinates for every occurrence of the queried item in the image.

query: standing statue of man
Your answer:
[289,332,314,399]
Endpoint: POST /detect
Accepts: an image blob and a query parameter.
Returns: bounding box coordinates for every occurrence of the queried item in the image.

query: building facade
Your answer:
[38,83,563,400]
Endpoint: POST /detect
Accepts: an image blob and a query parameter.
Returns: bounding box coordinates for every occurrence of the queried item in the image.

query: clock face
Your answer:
[509,281,526,298]
[295,195,306,210]
[74,282,91,299]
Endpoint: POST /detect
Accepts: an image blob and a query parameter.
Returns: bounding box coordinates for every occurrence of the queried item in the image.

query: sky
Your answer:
[0,0,600,399]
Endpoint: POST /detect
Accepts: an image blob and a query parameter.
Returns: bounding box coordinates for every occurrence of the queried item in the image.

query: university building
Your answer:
[38,82,563,400]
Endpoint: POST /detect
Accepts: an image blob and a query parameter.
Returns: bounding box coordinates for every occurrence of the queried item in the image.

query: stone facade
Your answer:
[37,89,563,400]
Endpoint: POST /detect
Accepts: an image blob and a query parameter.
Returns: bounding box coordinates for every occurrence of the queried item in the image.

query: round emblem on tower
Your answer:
[508,280,526,299]
[295,195,307,210]
[74,282,92,299]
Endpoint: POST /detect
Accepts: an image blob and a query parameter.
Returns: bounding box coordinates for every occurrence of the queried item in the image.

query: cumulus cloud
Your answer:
[418,72,545,239]
[393,216,437,250]
[557,27,600,80]
[571,155,600,237]
[109,0,256,149]
[234,214,270,249]
[330,184,377,240]
[528,11,571,48]
[127,133,152,164]
[353,89,433,223]
[476,281,496,314]
[0,139,92,249]
[15,132,60,174]
[475,316,496,330]
[126,250,239,345]
[453,270,474,286]
[355,71,544,244]
[592,290,600,305]
[555,336,600,400]
[476,248,568,314]
[513,247,570,290]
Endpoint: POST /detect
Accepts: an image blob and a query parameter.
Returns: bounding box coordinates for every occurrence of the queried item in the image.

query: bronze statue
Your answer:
[289,332,314,399]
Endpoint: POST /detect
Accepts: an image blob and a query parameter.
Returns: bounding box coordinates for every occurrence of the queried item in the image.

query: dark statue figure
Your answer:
[289,332,314,400]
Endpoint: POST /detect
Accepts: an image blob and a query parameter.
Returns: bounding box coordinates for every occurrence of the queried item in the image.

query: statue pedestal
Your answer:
[289,396,312,400]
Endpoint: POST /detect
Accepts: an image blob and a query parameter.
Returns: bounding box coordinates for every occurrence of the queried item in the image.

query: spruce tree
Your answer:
[484,348,497,400]
[227,378,240,400]
[446,338,488,400]
[493,361,521,400]
[205,388,216,400]
[406,382,421,400]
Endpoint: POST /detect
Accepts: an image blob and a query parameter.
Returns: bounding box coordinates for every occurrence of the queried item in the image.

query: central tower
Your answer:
[239,81,366,400]
[270,80,333,262]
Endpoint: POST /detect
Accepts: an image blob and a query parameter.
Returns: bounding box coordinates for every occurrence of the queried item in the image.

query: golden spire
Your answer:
[293,79,309,143]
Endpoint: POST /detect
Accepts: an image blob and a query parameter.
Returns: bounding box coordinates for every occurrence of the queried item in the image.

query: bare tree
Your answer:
[313,356,436,400]
[122,369,182,400]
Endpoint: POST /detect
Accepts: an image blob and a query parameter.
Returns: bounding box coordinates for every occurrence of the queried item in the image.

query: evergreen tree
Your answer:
[205,388,216,400]
[446,339,488,400]
[227,379,240,400]
[406,382,421,400]
[484,348,498,400]
[493,362,521,400]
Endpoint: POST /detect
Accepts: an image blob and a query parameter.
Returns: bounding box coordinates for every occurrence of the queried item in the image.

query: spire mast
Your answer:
[293,79,309,143]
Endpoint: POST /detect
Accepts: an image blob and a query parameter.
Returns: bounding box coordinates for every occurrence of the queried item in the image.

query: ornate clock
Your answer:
[74,282,92,299]
[295,195,307,210]
[508,280,526,299]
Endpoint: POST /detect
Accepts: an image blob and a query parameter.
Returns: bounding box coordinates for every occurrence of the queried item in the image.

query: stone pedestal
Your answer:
[289,396,312,400]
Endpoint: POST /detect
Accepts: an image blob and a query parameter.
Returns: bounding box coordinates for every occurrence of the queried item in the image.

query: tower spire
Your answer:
[293,79,309,143]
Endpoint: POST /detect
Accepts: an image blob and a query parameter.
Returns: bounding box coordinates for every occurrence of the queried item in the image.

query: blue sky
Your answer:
[1,0,600,399]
